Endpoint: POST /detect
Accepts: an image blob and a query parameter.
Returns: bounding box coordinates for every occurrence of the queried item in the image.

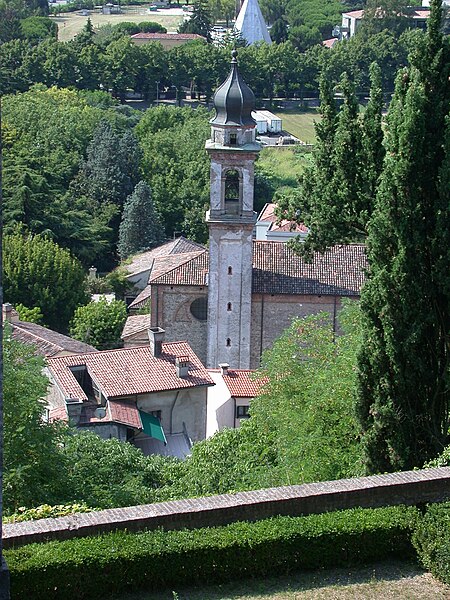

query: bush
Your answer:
[6,506,419,600]
[412,502,450,585]
[3,503,95,524]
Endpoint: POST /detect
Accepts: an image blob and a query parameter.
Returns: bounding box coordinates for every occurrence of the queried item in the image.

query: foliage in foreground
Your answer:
[412,502,450,585]
[6,506,419,600]
[3,332,66,513]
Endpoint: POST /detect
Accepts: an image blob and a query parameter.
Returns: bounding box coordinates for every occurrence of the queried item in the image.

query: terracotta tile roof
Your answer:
[151,251,209,286]
[49,405,68,422]
[121,314,151,339]
[10,321,97,357]
[342,9,364,18]
[131,33,205,40]
[323,38,338,48]
[149,251,205,282]
[129,285,152,310]
[151,242,366,296]
[78,400,142,429]
[252,241,366,296]
[124,237,205,277]
[208,369,266,398]
[48,342,214,401]
[258,203,308,233]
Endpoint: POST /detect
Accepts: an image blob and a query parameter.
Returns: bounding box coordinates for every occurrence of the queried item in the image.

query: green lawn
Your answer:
[112,562,449,600]
[54,8,183,42]
[274,109,320,144]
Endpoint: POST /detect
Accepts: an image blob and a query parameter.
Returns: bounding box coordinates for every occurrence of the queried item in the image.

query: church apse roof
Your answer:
[149,242,367,296]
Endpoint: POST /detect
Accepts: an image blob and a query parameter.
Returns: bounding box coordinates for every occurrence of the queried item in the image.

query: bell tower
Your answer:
[205,50,260,369]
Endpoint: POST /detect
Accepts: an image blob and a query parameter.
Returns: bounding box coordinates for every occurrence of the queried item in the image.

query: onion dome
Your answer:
[210,50,256,127]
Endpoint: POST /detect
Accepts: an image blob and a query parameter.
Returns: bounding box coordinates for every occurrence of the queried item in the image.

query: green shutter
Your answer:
[138,411,167,444]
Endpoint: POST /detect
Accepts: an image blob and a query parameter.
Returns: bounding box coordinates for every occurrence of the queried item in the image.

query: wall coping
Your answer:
[3,467,450,548]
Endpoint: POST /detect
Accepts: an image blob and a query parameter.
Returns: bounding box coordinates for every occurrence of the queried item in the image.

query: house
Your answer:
[130,32,205,50]
[206,363,266,436]
[102,3,121,14]
[255,203,309,242]
[234,0,271,45]
[46,327,214,457]
[2,303,97,358]
[335,7,435,41]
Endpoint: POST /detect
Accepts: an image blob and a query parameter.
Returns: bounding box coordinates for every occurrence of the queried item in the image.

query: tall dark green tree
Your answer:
[357,0,450,473]
[178,0,212,42]
[278,64,385,259]
[118,180,165,259]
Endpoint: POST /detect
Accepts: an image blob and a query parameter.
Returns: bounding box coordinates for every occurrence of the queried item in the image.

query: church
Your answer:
[123,52,366,370]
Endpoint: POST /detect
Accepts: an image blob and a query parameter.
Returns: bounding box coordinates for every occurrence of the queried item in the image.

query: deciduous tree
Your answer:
[69,297,127,350]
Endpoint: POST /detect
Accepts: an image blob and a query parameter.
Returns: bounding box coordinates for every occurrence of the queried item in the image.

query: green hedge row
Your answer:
[6,506,419,600]
[413,501,450,585]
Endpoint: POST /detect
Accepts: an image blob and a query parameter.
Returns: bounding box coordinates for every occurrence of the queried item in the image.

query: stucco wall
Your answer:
[137,387,207,442]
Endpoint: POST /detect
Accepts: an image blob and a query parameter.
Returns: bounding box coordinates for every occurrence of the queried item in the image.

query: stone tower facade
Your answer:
[205,51,261,369]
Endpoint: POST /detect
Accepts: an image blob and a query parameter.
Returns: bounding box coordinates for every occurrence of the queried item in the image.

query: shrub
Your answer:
[6,506,419,600]
[3,503,95,524]
[412,502,450,585]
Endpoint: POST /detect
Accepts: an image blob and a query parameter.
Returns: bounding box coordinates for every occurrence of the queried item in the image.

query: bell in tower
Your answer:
[205,51,261,369]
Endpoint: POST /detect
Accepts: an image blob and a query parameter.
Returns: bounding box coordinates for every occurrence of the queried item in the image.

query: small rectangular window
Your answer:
[229,133,237,146]
[236,405,250,419]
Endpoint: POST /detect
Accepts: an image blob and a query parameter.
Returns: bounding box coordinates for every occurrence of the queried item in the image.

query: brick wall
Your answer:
[4,467,450,549]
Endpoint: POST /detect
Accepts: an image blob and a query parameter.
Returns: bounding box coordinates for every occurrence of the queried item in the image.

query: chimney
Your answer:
[65,397,83,424]
[2,303,19,323]
[88,266,97,280]
[176,356,190,378]
[148,327,165,357]
[219,363,229,375]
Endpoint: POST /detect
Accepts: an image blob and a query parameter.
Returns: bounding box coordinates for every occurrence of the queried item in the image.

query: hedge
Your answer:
[412,502,450,585]
[6,506,419,600]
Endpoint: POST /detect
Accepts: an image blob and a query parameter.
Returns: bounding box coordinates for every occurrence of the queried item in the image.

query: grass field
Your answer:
[274,109,320,144]
[114,562,450,599]
[54,8,183,41]
[257,146,310,190]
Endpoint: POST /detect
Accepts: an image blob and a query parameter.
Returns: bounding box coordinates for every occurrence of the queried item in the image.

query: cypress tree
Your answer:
[357,0,450,472]
[118,180,165,259]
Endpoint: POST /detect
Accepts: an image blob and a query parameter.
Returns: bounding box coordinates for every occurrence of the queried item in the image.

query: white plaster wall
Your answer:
[206,371,234,436]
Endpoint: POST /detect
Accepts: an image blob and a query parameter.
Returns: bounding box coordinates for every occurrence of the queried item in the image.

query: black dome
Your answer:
[211,50,256,127]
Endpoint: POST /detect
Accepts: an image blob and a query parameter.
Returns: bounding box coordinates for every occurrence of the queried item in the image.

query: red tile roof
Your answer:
[149,251,205,283]
[10,321,97,357]
[49,405,68,422]
[121,314,151,338]
[78,399,142,429]
[258,203,309,233]
[48,342,213,401]
[151,242,366,296]
[129,285,152,310]
[151,251,209,287]
[124,237,205,277]
[322,38,338,49]
[209,369,266,398]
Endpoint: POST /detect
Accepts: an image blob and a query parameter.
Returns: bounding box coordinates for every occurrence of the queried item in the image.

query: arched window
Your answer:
[190,297,208,321]
[227,302,232,311]
[228,266,232,275]
[226,338,231,347]
[225,169,240,201]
